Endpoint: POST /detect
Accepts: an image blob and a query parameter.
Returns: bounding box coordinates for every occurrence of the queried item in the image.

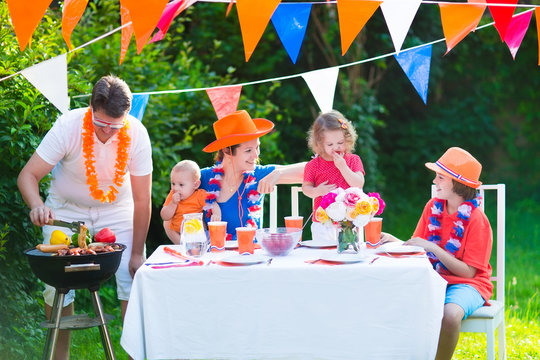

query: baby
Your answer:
[161,160,220,244]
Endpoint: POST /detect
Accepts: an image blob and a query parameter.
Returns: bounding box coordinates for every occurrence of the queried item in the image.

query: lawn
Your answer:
[42,201,540,359]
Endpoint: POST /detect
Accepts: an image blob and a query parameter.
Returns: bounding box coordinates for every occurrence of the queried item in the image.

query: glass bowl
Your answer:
[256,227,302,256]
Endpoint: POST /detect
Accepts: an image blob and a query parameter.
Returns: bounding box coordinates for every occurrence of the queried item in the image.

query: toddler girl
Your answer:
[302,110,365,239]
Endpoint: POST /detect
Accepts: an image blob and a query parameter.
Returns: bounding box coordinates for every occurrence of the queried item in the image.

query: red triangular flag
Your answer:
[206,86,243,119]
[6,0,52,51]
[486,0,518,41]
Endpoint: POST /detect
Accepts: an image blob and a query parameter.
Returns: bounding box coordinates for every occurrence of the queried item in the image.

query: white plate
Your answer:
[300,239,336,248]
[220,254,268,265]
[318,253,367,264]
[225,240,238,249]
[377,244,425,254]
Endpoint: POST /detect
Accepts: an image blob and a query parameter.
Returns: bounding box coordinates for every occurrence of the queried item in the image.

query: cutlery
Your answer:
[144,261,187,266]
[369,257,380,265]
[266,258,273,266]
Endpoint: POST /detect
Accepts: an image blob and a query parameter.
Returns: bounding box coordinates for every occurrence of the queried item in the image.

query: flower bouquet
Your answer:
[314,188,385,253]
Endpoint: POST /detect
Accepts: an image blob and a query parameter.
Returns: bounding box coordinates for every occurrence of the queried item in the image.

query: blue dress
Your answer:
[200,164,275,238]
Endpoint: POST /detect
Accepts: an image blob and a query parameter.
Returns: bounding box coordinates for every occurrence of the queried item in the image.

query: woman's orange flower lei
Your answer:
[82,108,131,203]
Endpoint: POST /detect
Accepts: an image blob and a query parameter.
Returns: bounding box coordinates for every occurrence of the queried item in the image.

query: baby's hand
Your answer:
[316,181,337,197]
[332,151,347,170]
[172,192,182,204]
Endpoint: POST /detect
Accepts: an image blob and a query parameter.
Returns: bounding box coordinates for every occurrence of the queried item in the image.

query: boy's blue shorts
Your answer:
[445,284,485,319]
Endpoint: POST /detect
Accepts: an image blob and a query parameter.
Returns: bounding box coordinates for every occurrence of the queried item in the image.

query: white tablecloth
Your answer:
[121,245,447,360]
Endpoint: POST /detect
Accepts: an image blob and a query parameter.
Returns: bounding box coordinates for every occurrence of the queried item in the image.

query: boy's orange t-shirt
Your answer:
[163,189,207,232]
[413,198,493,303]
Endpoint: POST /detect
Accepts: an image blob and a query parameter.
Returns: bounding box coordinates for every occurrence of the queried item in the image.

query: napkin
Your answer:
[304,259,340,266]
[150,262,203,269]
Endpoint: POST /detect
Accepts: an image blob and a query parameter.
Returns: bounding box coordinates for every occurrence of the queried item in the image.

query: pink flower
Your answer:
[368,192,386,215]
[343,191,362,207]
[320,192,337,209]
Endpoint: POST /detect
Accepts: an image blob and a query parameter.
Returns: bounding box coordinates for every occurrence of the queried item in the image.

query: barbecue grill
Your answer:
[25,244,126,360]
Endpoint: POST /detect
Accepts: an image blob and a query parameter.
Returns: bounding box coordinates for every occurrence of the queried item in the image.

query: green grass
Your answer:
[47,201,540,359]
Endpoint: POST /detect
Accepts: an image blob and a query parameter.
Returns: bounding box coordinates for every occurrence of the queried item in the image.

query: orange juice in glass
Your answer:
[208,221,227,252]
[236,227,256,254]
[284,216,303,241]
[365,217,383,249]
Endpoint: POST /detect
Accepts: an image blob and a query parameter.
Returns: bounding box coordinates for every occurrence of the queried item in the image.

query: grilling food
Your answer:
[50,230,71,246]
[36,244,69,253]
[94,228,116,243]
[77,224,88,249]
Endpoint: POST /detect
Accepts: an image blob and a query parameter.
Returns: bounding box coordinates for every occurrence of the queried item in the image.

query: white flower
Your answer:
[353,214,371,227]
[326,201,347,222]
[333,188,346,203]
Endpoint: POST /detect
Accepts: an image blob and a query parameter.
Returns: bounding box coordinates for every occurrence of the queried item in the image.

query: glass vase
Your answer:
[337,226,359,254]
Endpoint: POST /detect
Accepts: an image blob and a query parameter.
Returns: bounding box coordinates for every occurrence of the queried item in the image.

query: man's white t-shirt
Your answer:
[37,107,152,208]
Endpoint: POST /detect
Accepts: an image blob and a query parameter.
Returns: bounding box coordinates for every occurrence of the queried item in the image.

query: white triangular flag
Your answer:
[302,67,339,113]
[381,0,421,54]
[21,54,69,114]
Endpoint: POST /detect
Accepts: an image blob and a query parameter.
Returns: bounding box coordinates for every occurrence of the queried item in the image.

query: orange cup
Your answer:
[284,216,304,241]
[236,227,256,255]
[365,217,383,249]
[208,221,227,252]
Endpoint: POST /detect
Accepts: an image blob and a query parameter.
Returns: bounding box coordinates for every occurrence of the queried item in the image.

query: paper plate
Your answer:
[300,239,336,248]
[377,244,425,255]
[219,254,268,265]
[318,253,367,264]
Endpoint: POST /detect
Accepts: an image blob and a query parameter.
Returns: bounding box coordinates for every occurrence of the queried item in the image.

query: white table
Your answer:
[121,245,447,360]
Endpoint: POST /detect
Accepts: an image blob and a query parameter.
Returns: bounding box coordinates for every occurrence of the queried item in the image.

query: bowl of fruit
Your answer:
[256,227,302,256]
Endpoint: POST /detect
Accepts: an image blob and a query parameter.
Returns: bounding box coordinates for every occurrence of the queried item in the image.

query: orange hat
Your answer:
[425,147,482,188]
[203,110,274,153]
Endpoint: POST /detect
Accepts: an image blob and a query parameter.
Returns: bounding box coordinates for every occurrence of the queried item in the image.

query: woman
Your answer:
[200,110,305,238]
[381,147,493,360]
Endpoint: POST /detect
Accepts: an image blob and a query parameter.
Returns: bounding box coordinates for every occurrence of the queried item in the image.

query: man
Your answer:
[18,75,152,359]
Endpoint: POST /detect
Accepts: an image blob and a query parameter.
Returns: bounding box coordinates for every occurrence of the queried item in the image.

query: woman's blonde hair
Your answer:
[307,110,358,156]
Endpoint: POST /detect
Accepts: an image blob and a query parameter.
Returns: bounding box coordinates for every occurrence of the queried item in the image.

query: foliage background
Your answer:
[1,0,539,358]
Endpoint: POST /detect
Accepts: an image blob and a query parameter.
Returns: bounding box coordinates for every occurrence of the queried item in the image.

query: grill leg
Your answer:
[42,290,65,360]
[90,290,116,360]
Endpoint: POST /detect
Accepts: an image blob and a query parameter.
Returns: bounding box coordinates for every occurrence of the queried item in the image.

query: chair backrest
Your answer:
[431,184,506,304]
[268,186,312,229]
[269,187,278,229]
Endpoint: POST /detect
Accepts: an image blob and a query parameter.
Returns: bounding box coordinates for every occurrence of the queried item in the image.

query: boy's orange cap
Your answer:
[203,110,274,153]
[425,147,482,188]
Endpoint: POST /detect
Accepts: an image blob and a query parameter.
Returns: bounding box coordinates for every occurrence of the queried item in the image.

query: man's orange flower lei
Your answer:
[82,108,131,203]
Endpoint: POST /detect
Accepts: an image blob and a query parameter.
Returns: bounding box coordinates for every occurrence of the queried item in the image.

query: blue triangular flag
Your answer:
[394,44,432,104]
[129,94,150,121]
[271,3,312,64]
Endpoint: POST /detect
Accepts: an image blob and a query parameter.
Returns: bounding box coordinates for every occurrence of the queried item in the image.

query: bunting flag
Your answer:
[337,0,382,56]
[237,0,282,62]
[21,54,69,114]
[302,67,339,112]
[150,0,198,43]
[6,0,52,51]
[271,3,312,64]
[537,8,540,65]
[486,0,518,41]
[394,44,432,104]
[381,0,422,54]
[62,0,89,50]
[504,10,532,60]
[120,0,169,54]
[206,85,243,119]
[129,94,150,121]
[119,4,134,64]
[439,3,485,54]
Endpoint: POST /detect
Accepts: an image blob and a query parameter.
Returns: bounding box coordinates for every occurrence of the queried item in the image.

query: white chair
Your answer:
[268,186,311,229]
[431,184,506,360]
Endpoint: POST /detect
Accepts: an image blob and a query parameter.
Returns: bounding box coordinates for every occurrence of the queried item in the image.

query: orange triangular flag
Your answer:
[236,0,281,62]
[119,4,134,64]
[337,0,382,56]
[6,0,52,51]
[120,0,168,54]
[439,3,485,54]
[206,86,243,119]
[62,0,89,50]
[536,8,540,65]
[226,0,234,17]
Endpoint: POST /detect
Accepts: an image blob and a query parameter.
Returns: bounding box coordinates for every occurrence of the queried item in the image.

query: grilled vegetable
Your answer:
[95,228,116,243]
